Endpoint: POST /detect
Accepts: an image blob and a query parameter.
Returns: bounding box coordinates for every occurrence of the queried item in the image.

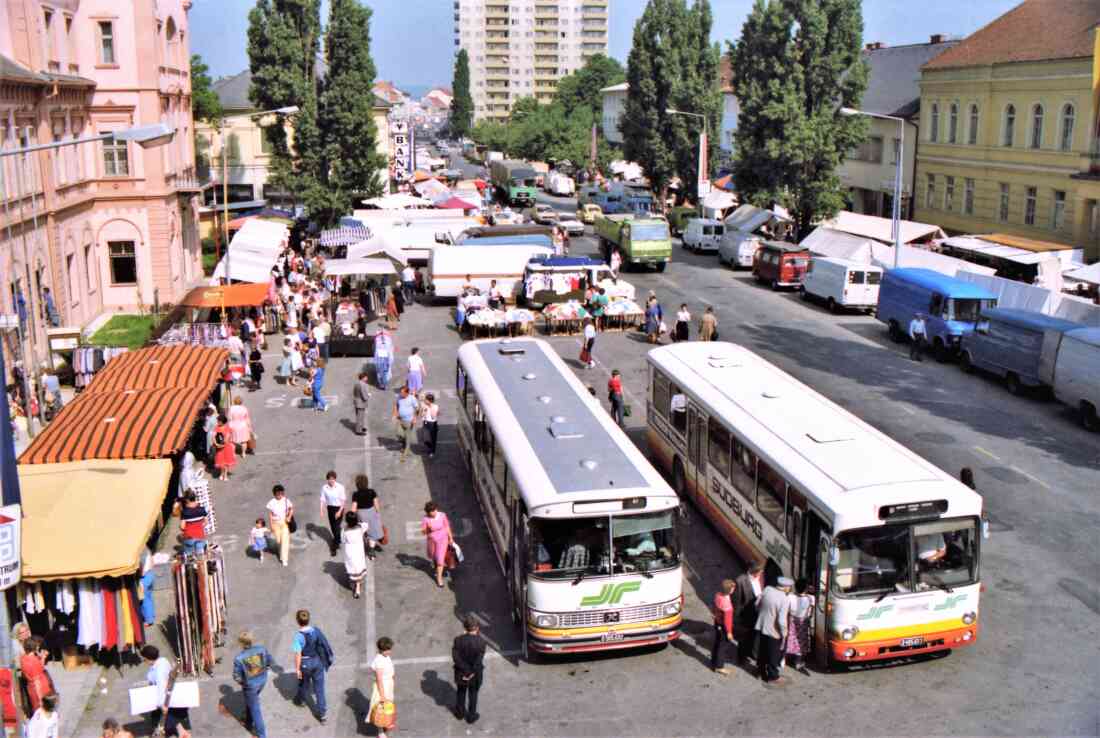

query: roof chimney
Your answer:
[930,34,945,44]
[864,41,883,51]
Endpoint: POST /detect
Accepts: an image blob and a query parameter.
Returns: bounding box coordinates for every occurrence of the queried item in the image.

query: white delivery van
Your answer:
[799,256,882,313]
[427,243,554,302]
[681,218,725,253]
[718,230,763,268]
[1045,328,1100,431]
[546,171,576,196]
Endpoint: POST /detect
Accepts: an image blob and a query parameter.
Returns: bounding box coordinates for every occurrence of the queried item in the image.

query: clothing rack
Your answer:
[172,545,229,676]
[157,323,231,349]
[71,346,129,389]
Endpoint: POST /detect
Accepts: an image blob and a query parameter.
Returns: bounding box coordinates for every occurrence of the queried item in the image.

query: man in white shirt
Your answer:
[313,318,331,361]
[582,319,596,369]
[401,266,417,305]
[374,329,394,390]
[319,471,347,557]
[908,313,927,362]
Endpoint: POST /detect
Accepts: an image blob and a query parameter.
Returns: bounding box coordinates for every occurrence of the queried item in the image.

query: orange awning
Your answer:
[980,233,1076,254]
[180,282,269,308]
[91,345,229,392]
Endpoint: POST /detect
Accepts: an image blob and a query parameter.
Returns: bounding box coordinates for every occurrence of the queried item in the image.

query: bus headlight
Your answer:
[841,626,859,641]
[533,614,559,628]
[663,601,682,617]
[962,611,976,625]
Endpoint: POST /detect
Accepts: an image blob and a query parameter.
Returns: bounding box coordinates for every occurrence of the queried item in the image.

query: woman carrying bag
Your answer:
[369,637,396,738]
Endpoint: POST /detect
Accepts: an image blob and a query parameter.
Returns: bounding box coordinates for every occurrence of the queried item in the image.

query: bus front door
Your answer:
[814,530,831,670]
[685,405,706,500]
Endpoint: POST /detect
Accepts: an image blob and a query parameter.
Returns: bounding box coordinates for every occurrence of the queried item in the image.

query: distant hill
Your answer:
[398,84,439,100]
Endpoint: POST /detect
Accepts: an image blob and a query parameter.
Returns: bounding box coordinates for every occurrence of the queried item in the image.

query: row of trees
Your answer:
[247,0,385,227]
[464,54,627,175]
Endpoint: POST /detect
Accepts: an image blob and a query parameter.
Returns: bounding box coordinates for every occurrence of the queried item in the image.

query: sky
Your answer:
[189,0,1024,90]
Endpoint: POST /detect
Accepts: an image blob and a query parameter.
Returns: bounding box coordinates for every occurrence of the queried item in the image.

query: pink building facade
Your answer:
[0,0,201,366]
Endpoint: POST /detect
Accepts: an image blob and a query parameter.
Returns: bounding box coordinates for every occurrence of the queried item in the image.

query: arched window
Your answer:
[1030,104,1043,149]
[165,17,178,67]
[1060,104,1075,152]
[930,103,939,142]
[968,104,979,145]
[1003,104,1015,147]
[948,103,958,143]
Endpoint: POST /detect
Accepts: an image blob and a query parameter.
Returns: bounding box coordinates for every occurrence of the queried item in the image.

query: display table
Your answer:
[329,335,375,357]
[602,299,644,332]
[541,301,590,335]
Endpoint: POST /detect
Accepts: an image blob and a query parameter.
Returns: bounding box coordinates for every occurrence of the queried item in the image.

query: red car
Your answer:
[752,241,810,290]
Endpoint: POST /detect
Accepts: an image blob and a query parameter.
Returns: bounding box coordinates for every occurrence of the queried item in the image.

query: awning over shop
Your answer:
[1066,262,1100,285]
[361,194,434,209]
[20,459,172,581]
[820,211,946,245]
[702,190,736,211]
[90,345,229,392]
[802,227,996,277]
[180,283,269,309]
[436,196,477,210]
[345,238,408,266]
[323,257,397,276]
[212,251,281,283]
[320,226,373,248]
[723,204,792,233]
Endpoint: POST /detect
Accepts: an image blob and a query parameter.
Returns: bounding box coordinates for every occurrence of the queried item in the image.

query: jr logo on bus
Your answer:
[580,582,641,607]
[933,594,967,611]
[857,605,894,621]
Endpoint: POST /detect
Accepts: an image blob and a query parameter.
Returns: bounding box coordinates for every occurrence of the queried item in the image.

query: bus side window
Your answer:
[670,384,687,435]
[707,418,730,478]
[729,438,756,503]
[492,441,507,494]
[456,364,467,412]
[756,459,786,531]
[786,487,806,545]
[652,370,670,419]
[472,391,487,450]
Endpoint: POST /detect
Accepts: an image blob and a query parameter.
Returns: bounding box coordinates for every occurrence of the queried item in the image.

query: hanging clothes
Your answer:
[76,579,103,649]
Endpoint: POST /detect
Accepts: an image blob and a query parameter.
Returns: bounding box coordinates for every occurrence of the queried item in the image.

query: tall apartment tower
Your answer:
[453,0,609,122]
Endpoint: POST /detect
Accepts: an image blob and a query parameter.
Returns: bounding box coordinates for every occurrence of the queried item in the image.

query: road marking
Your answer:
[1010,464,1051,490]
[972,446,1001,461]
[657,275,682,291]
[251,447,368,456]
[328,648,523,671]
[901,406,916,415]
[364,417,378,665]
[570,336,643,407]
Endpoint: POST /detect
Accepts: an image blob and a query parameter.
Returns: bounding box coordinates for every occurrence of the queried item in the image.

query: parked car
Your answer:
[719,231,763,269]
[681,218,725,253]
[752,241,810,290]
[875,268,998,362]
[491,209,523,226]
[800,256,883,313]
[576,203,603,224]
[524,204,560,225]
[557,214,585,237]
[1044,327,1100,431]
[958,308,1084,396]
[667,206,698,237]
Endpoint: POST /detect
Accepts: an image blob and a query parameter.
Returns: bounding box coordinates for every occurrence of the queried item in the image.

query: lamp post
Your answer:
[0,123,176,431]
[666,108,710,205]
[840,107,905,268]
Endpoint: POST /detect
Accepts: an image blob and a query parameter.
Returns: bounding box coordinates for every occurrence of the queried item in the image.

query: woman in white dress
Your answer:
[369,637,396,737]
[342,511,368,599]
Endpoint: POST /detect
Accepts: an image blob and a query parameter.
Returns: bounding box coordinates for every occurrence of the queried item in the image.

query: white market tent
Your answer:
[413,178,450,201]
[800,227,875,262]
[212,250,281,283]
[323,257,397,277]
[820,210,946,245]
[1065,262,1100,286]
[212,218,288,282]
[802,226,996,278]
[344,237,409,266]
[701,189,736,216]
[723,204,792,233]
[361,193,434,209]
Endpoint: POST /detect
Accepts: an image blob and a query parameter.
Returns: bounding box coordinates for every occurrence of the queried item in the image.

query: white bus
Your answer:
[456,338,684,657]
[646,342,984,668]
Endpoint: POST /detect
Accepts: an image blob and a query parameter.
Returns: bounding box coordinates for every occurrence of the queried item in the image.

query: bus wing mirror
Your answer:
[828,544,840,566]
[981,516,990,540]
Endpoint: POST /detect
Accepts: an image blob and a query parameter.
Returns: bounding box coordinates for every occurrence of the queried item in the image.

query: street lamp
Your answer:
[840,106,905,268]
[666,108,710,205]
[0,123,176,432]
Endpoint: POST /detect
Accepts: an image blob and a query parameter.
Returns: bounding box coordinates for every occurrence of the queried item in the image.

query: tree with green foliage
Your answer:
[247,0,322,202]
[190,54,223,123]
[314,0,386,225]
[622,0,721,207]
[731,0,868,239]
[510,96,541,123]
[555,53,625,120]
[449,49,474,138]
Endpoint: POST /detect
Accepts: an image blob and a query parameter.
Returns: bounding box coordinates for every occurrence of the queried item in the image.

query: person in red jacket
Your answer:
[607,369,625,427]
[710,579,737,675]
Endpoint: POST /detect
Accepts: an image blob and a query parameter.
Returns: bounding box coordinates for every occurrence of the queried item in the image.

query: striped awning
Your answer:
[20,345,228,464]
[320,226,372,248]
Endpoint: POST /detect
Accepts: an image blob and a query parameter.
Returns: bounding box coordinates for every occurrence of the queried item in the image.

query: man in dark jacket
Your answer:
[733,561,765,666]
[452,615,486,724]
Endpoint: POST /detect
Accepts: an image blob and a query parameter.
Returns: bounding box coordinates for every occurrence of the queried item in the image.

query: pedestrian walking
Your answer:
[310,359,328,412]
[320,471,347,557]
[755,577,793,685]
[249,347,265,390]
[374,330,394,390]
[488,280,502,309]
[393,386,419,460]
[645,296,662,344]
[249,518,270,563]
[213,414,236,480]
[313,316,331,362]
[452,615,486,724]
[202,405,217,461]
[393,285,405,318]
[710,578,737,675]
[785,578,814,676]
[141,645,191,737]
[26,692,59,738]
[266,485,294,567]
[422,501,454,588]
[674,304,691,342]
[228,397,254,456]
[179,493,208,556]
[401,265,417,305]
[909,312,927,361]
[280,335,299,386]
[368,637,396,738]
[406,347,426,394]
[734,561,764,666]
[699,305,718,342]
[607,369,625,427]
[351,475,385,559]
[140,550,156,626]
[593,287,609,331]
[20,637,53,714]
[455,291,468,331]
[232,631,273,738]
[341,512,368,598]
[581,319,596,368]
[421,393,440,456]
[610,248,622,277]
[960,467,976,490]
[352,372,371,436]
[291,610,334,725]
[99,718,134,738]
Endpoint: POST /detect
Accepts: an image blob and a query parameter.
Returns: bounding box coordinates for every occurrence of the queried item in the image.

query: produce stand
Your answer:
[603,299,644,332]
[541,301,590,335]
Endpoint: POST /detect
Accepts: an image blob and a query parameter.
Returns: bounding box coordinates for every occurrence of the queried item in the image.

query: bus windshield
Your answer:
[529,511,679,580]
[833,517,978,598]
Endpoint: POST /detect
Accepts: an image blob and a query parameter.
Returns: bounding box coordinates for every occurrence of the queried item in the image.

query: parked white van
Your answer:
[427,243,553,301]
[1042,327,1100,431]
[681,218,725,253]
[718,230,763,268]
[799,256,882,313]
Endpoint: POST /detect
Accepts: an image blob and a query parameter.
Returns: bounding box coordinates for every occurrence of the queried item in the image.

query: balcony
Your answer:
[535,42,558,51]
[486,30,509,39]
[535,55,557,64]
[486,42,508,51]
[485,17,508,27]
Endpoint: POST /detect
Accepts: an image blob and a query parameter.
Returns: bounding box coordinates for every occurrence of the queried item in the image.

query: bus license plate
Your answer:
[603,612,621,624]
[900,636,924,648]
[601,632,625,643]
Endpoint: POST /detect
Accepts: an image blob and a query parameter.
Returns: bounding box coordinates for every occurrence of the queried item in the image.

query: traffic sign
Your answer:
[0,505,20,590]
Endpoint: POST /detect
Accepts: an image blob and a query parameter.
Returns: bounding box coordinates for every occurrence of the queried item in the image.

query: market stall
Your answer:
[603,298,644,332]
[542,301,591,335]
[522,257,636,309]
[324,257,401,357]
[157,283,273,347]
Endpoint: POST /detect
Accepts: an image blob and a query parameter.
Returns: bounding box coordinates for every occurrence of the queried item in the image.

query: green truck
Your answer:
[594,214,672,272]
[490,159,538,207]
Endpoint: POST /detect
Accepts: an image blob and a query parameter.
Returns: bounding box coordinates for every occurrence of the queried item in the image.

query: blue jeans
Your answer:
[183,538,207,556]
[243,679,267,738]
[140,568,156,625]
[296,662,326,717]
[403,280,415,303]
[312,382,326,410]
[375,357,391,389]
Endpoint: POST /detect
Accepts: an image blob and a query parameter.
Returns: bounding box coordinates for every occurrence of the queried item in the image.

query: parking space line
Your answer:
[972,446,1001,461]
[1010,464,1051,490]
[364,418,377,664]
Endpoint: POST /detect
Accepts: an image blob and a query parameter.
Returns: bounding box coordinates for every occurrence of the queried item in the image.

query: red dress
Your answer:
[20,653,50,712]
[214,423,237,470]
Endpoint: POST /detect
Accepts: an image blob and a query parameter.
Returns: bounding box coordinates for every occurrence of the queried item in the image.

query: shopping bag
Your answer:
[168,680,200,709]
[129,685,159,715]
[623,404,633,417]
[371,700,396,729]
[579,348,591,365]
[452,542,465,563]
[444,545,459,570]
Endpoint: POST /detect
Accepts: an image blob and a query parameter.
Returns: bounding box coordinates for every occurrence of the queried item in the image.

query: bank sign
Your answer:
[0,506,19,589]
[391,118,414,182]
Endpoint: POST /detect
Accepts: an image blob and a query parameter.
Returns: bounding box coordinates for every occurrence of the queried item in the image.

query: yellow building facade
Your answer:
[913,1,1100,262]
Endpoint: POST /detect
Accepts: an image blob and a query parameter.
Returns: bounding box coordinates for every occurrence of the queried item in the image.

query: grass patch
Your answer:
[89,314,156,349]
[203,251,219,276]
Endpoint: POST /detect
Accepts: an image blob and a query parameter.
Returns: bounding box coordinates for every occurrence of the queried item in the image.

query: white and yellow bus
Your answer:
[456,338,683,657]
[646,341,984,667]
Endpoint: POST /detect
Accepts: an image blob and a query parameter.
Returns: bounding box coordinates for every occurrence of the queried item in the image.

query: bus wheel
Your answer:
[1005,372,1022,396]
[1081,402,1100,432]
[959,351,973,374]
[826,297,838,313]
[656,262,667,273]
[672,458,687,499]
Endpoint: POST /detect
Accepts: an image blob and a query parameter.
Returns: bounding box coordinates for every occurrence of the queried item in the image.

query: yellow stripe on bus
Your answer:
[530,614,681,638]
[846,617,970,644]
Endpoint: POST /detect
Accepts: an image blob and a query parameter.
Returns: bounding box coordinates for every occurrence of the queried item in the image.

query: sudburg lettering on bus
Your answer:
[710,476,763,540]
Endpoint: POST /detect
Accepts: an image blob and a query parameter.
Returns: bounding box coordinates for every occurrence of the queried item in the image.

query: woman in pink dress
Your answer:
[227,397,253,455]
[421,501,453,588]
